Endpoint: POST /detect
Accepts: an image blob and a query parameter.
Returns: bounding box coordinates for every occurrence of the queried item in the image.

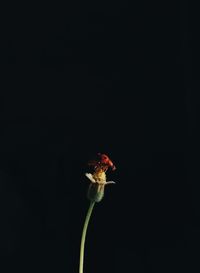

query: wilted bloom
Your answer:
[85,153,116,202]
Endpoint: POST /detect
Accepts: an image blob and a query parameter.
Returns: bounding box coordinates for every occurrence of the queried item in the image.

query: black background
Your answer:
[0,1,198,273]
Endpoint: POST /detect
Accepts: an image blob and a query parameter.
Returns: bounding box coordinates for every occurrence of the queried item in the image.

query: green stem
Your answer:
[79,201,95,273]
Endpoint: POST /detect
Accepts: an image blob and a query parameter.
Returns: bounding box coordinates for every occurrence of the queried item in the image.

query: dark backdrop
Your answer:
[0,1,198,273]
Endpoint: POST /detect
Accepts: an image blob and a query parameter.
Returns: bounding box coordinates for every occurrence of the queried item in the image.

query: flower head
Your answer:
[85,153,116,202]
